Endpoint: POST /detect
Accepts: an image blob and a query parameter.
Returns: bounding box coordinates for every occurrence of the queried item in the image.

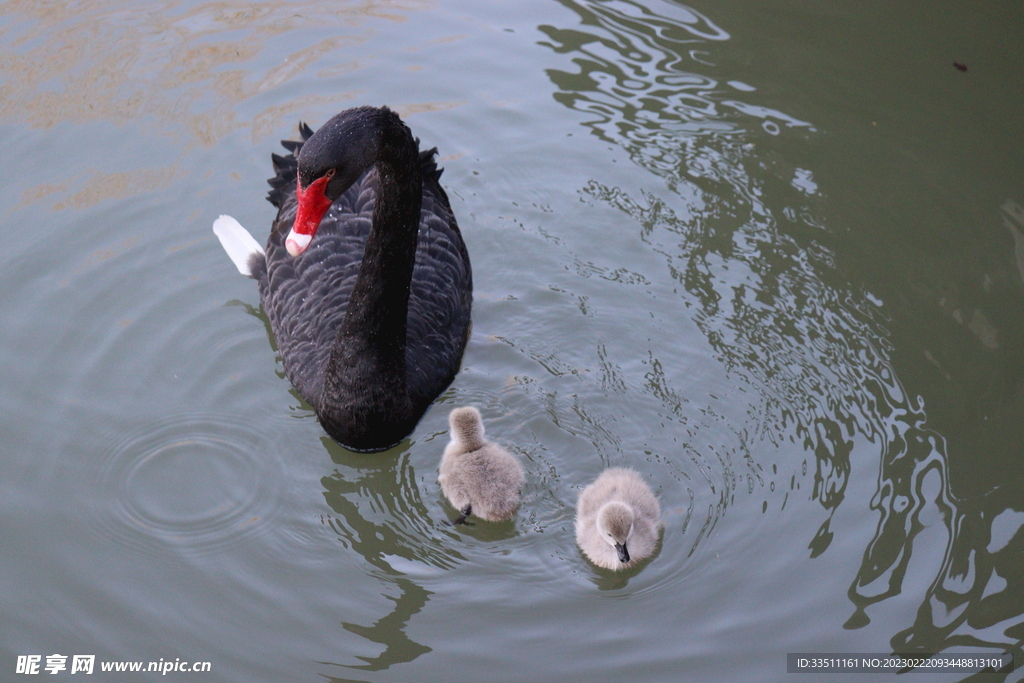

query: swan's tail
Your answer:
[213,215,265,277]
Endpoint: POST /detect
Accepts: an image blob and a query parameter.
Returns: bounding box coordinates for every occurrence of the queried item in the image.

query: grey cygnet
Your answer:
[439,407,524,523]
[576,467,661,570]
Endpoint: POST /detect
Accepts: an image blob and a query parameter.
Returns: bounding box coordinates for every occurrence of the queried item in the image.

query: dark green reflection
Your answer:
[237,270,450,672]
[337,576,432,671]
[540,0,1023,666]
[316,442,462,672]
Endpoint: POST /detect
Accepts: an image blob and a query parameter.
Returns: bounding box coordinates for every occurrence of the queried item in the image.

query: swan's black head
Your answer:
[286,106,414,256]
[297,106,402,197]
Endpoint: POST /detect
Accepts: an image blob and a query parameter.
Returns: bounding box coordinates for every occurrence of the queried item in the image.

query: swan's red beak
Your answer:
[286,175,333,256]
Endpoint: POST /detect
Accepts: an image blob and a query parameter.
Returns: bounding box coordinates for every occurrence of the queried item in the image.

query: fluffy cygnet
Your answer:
[438,407,524,523]
[576,467,662,570]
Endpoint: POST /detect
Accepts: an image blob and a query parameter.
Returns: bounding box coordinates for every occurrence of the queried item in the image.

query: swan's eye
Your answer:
[324,169,336,179]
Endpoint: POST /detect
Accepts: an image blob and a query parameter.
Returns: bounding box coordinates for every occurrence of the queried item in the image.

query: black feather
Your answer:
[254,108,472,451]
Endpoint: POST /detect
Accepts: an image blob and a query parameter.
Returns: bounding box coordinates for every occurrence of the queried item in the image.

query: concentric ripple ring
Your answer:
[92,413,284,555]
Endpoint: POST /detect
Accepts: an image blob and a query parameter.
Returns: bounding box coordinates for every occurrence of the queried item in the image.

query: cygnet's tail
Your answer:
[213,214,265,277]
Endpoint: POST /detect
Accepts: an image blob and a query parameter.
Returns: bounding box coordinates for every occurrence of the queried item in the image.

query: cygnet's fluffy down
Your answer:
[576,467,662,570]
[438,407,524,523]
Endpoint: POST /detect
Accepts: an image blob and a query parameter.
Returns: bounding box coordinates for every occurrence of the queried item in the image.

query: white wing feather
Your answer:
[213,214,264,277]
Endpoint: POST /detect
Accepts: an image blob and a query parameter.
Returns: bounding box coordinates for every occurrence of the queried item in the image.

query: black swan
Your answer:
[213,106,472,452]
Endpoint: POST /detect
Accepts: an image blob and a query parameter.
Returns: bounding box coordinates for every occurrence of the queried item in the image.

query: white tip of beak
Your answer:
[285,230,312,257]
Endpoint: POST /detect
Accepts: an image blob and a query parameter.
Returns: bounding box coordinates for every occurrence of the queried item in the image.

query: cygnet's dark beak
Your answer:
[615,542,630,563]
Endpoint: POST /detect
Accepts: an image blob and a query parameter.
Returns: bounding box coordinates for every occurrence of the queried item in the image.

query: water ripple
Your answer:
[535,0,1024,658]
[89,412,286,556]
[541,0,812,185]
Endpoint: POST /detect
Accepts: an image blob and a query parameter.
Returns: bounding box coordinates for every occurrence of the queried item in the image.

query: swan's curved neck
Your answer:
[319,118,422,447]
[342,136,422,347]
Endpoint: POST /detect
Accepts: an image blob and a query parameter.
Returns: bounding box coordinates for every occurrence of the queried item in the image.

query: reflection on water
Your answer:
[320,442,462,573]
[882,201,1024,668]
[318,445,450,671]
[539,0,811,188]
[0,0,427,145]
[892,480,1024,671]
[540,0,1021,667]
[4,0,1020,678]
[337,576,430,671]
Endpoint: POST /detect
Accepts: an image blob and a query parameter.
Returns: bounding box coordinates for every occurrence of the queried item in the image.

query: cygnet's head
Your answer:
[597,501,635,563]
[448,406,485,449]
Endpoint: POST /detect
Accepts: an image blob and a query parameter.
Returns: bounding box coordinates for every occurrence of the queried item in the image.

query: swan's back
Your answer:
[251,129,472,416]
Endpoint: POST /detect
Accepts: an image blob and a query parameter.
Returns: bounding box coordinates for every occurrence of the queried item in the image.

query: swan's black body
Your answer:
[251,106,472,452]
